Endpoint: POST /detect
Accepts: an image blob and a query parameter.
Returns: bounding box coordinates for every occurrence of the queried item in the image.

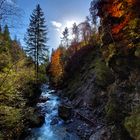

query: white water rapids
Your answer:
[25,85,80,140]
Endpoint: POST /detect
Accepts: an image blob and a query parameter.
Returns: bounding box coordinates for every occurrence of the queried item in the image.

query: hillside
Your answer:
[48,0,140,139]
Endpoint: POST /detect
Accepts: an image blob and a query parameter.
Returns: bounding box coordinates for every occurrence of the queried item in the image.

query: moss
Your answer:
[65,73,82,99]
[94,58,114,87]
[124,108,140,140]
[135,46,140,58]
[105,96,119,123]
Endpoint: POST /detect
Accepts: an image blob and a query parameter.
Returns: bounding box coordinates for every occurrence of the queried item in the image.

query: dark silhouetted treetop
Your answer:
[25,4,48,80]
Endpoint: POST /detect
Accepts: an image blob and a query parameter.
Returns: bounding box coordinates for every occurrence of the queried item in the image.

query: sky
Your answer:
[10,0,91,50]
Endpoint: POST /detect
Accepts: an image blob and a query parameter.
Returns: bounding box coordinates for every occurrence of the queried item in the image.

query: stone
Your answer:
[89,127,111,140]
[29,114,45,128]
[50,117,59,125]
[38,97,49,103]
[58,104,72,121]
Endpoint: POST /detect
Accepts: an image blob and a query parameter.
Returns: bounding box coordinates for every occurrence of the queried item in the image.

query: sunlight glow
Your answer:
[61,19,80,39]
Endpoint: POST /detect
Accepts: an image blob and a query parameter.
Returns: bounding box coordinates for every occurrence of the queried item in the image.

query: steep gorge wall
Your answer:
[60,0,140,139]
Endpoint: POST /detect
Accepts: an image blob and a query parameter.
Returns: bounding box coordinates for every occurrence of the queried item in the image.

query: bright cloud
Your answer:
[66,20,75,28]
[52,19,81,40]
[51,21,62,28]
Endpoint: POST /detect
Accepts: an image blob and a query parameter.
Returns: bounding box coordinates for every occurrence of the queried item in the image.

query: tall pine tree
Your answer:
[25,4,48,81]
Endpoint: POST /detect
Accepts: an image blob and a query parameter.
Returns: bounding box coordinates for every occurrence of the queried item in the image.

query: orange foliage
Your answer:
[101,0,136,34]
[112,14,131,34]
[49,48,64,85]
[127,0,136,5]
[107,2,124,18]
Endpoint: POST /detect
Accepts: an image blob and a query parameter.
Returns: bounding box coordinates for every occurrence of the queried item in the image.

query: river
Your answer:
[25,84,80,140]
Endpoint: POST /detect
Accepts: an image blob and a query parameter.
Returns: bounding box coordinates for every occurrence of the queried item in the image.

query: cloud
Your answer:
[55,28,61,32]
[51,21,62,28]
[66,20,75,28]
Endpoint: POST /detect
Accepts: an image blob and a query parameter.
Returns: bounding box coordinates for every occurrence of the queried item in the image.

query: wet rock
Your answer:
[28,114,45,128]
[38,97,50,103]
[58,104,72,121]
[89,127,111,140]
[66,119,74,124]
[50,117,59,125]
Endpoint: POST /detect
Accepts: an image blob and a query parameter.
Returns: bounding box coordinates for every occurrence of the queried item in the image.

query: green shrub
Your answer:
[135,46,140,58]
[0,105,24,139]
[105,95,120,123]
[124,107,140,140]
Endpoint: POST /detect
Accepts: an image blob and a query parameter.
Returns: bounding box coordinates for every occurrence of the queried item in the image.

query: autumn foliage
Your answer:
[49,47,66,86]
[48,0,140,87]
[98,0,139,35]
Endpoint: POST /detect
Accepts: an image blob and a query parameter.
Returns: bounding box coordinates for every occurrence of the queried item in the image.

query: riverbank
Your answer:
[25,84,81,140]
[57,96,104,140]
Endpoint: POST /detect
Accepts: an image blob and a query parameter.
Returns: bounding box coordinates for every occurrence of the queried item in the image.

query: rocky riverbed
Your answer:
[24,85,114,140]
[25,85,81,140]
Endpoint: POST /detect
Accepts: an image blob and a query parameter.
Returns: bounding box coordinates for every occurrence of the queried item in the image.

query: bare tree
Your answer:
[78,18,92,44]
[0,0,21,27]
[72,23,79,44]
[62,27,69,48]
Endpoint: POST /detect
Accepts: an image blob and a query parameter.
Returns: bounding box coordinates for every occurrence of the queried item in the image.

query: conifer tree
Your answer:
[4,25,10,40]
[72,23,79,43]
[3,25,11,50]
[62,27,69,48]
[25,4,48,81]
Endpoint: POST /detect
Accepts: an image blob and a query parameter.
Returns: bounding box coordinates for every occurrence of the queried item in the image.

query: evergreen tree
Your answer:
[3,25,11,52]
[72,23,79,44]
[89,0,98,25]
[0,25,2,33]
[4,25,10,40]
[25,4,48,81]
[62,27,69,48]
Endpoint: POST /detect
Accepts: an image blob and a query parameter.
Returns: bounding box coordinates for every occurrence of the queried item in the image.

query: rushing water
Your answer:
[26,85,80,140]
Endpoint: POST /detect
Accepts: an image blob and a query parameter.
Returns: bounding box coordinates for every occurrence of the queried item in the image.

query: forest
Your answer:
[0,0,140,140]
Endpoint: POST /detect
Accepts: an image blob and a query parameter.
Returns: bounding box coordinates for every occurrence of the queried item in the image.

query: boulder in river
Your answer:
[58,104,72,121]
[50,117,60,125]
[38,97,50,103]
[28,113,45,128]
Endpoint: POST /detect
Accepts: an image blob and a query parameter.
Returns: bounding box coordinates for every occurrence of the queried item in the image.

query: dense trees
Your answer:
[0,3,48,139]
[0,0,139,139]
[25,4,48,81]
[0,25,40,139]
[48,1,140,139]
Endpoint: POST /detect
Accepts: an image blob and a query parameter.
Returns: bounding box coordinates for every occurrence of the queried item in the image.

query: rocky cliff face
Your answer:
[59,0,140,139]
[61,45,139,139]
